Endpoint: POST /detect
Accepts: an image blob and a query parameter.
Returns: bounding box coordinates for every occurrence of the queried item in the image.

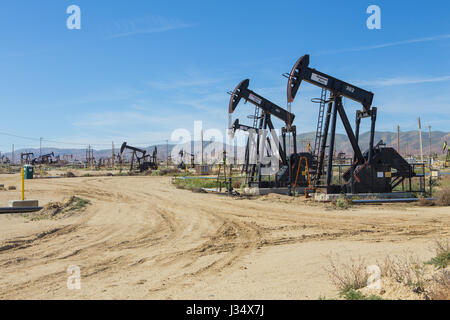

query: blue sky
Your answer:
[0,0,449,151]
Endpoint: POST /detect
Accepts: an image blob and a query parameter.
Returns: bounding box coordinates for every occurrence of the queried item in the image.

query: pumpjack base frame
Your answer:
[243,186,315,196]
[313,192,415,202]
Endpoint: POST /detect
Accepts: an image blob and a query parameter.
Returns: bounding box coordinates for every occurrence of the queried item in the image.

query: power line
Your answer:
[0,130,170,149]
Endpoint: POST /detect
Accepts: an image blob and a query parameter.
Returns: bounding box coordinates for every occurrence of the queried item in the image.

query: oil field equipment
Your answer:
[444,141,449,168]
[229,54,422,195]
[120,142,158,172]
[286,54,419,194]
[228,79,313,190]
[20,152,34,165]
[178,149,195,169]
[0,155,10,164]
[32,152,55,165]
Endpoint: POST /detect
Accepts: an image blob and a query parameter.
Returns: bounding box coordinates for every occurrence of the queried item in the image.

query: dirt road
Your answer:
[0,174,448,299]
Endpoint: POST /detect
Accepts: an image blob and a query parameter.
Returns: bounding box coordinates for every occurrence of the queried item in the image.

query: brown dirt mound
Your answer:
[359,277,425,300]
[32,196,90,220]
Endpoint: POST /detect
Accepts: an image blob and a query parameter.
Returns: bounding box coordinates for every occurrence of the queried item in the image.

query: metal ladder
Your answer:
[246,106,261,184]
[313,89,327,157]
[311,89,328,186]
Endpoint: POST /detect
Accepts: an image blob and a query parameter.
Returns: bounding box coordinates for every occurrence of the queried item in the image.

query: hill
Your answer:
[2,130,448,163]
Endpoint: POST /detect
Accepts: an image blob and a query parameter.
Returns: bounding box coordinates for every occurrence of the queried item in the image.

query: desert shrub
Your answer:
[427,269,450,300]
[30,196,90,220]
[326,255,368,293]
[437,187,450,206]
[232,179,243,189]
[340,289,382,300]
[417,196,435,206]
[159,168,182,176]
[69,197,90,211]
[426,239,450,269]
[175,178,219,190]
[8,186,16,190]
[379,254,426,293]
[151,170,161,176]
[334,197,351,210]
[191,187,207,194]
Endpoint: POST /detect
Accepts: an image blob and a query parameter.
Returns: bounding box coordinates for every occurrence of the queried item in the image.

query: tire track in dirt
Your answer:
[0,175,448,299]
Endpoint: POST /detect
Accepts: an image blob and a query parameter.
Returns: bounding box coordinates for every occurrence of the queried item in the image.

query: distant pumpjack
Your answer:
[178,149,195,169]
[21,152,34,165]
[120,142,158,172]
[32,152,55,165]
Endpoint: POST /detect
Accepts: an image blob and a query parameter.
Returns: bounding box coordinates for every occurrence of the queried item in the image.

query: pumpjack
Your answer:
[120,142,158,172]
[178,149,195,169]
[20,152,34,165]
[286,54,417,194]
[229,54,419,194]
[228,79,312,189]
[0,155,10,164]
[32,152,55,165]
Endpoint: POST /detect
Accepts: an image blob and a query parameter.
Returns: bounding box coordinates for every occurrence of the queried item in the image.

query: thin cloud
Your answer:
[147,78,220,91]
[105,15,193,39]
[320,33,450,55]
[356,75,450,87]
[107,24,192,39]
[73,111,171,127]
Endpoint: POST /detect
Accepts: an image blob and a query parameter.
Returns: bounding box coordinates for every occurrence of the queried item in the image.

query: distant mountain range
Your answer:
[2,130,449,163]
[296,130,450,156]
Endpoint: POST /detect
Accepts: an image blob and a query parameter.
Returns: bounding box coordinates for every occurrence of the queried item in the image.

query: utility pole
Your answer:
[428,126,432,159]
[418,118,423,163]
[209,138,213,164]
[91,146,94,169]
[40,137,43,171]
[112,142,115,169]
[201,130,204,165]
[12,144,14,166]
[166,140,169,167]
[397,125,400,154]
[88,145,91,169]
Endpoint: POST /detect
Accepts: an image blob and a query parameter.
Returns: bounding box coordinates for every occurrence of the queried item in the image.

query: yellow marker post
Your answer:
[21,167,25,201]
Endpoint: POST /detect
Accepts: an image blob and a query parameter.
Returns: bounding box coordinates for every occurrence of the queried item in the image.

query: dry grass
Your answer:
[326,255,368,293]
[29,196,90,220]
[333,197,352,210]
[379,253,426,293]
[425,239,449,300]
[427,269,450,300]
[426,239,450,269]
[417,196,435,207]
[436,186,450,206]
[326,240,450,300]
[232,179,243,189]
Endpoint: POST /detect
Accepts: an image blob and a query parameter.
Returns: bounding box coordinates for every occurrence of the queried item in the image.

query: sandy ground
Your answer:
[0,173,448,300]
